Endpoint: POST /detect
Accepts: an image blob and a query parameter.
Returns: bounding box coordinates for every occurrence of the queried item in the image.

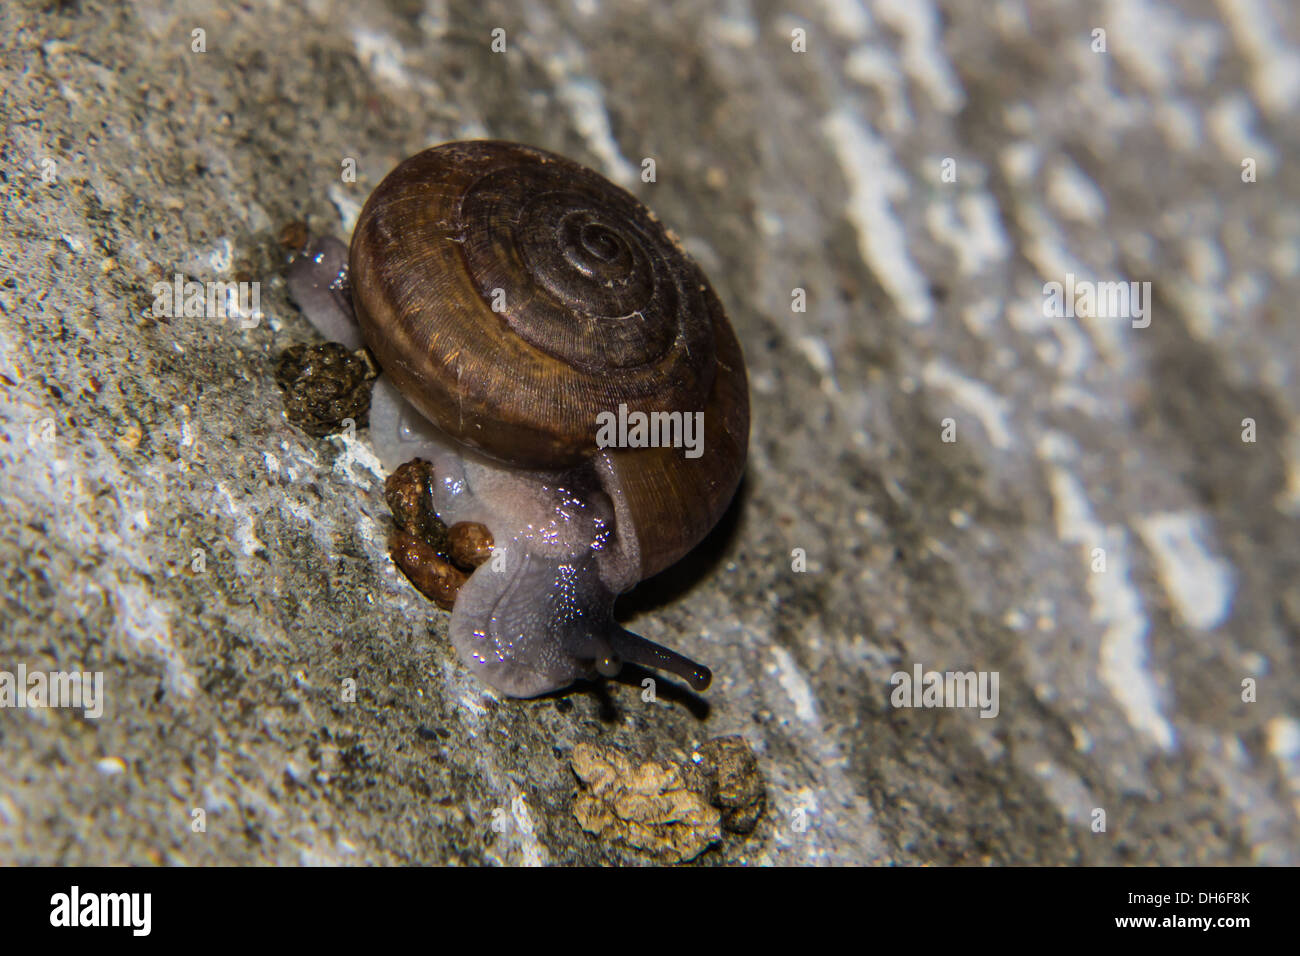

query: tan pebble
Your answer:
[390,528,465,610]
[448,521,493,569]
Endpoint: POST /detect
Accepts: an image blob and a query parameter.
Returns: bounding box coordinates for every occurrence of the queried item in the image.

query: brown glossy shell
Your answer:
[349,140,749,579]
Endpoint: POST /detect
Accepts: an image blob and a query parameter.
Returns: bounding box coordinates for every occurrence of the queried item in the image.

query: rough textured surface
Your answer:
[570,742,722,863]
[696,735,766,834]
[1,0,1299,865]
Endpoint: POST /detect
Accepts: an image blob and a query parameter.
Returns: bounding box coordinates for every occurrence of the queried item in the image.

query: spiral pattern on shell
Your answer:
[349,140,749,579]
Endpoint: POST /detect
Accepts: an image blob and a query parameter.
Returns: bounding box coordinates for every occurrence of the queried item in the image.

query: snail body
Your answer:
[288,141,748,697]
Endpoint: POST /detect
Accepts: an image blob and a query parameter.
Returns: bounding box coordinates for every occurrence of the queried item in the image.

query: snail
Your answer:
[286,141,749,698]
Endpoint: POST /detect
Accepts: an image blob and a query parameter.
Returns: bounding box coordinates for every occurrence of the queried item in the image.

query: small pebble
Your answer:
[448,521,493,569]
[389,528,466,611]
[384,459,450,553]
[570,742,720,864]
[274,342,375,438]
[694,735,766,834]
[96,756,127,776]
[278,220,309,251]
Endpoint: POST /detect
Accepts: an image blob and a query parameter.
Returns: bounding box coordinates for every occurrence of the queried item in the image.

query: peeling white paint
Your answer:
[1046,159,1106,223]
[1135,511,1235,630]
[796,335,835,386]
[353,28,411,90]
[331,430,387,489]
[328,184,362,235]
[769,646,818,723]
[115,583,197,700]
[876,0,965,113]
[1216,0,1300,116]
[926,191,1010,277]
[1033,760,1094,823]
[822,109,931,324]
[819,0,871,39]
[1039,433,1175,751]
[1266,716,1300,815]
[922,360,1013,449]
[1207,94,1278,171]
[557,76,639,188]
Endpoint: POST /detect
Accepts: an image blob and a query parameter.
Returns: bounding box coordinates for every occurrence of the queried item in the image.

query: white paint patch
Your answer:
[202,237,232,275]
[1216,0,1300,117]
[1017,203,1129,365]
[922,360,1013,449]
[1268,716,1300,760]
[712,10,758,47]
[0,793,20,826]
[510,795,547,867]
[769,646,818,723]
[926,191,1010,276]
[998,141,1040,183]
[1046,159,1106,223]
[1050,383,1108,418]
[1185,235,1225,284]
[328,184,362,235]
[1103,0,1189,93]
[1168,279,1225,344]
[214,482,266,557]
[1201,729,1292,863]
[754,206,783,237]
[1268,236,1299,279]
[419,0,450,37]
[1155,99,1203,151]
[1227,271,1267,313]
[455,118,490,140]
[1038,433,1175,751]
[875,0,965,113]
[1033,761,1093,823]
[1266,716,1300,814]
[353,512,388,555]
[1280,425,1300,515]
[457,691,488,718]
[843,46,911,134]
[822,110,931,323]
[549,71,639,188]
[960,298,1001,336]
[796,336,836,387]
[819,0,871,39]
[353,28,411,89]
[115,582,197,699]
[1207,94,1277,172]
[332,430,387,489]
[1135,511,1235,630]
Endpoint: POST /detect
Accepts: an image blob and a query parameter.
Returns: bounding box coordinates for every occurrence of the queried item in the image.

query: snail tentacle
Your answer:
[286,236,362,350]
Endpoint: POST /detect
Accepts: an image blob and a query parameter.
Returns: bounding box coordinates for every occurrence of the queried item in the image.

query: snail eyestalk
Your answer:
[608,626,712,692]
[593,653,622,678]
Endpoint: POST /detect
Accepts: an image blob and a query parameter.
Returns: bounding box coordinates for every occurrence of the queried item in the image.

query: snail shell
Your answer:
[296,141,749,697]
[350,141,748,579]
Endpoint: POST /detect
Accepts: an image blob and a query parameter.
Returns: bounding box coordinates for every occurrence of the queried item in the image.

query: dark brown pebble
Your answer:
[274,342,375,438]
